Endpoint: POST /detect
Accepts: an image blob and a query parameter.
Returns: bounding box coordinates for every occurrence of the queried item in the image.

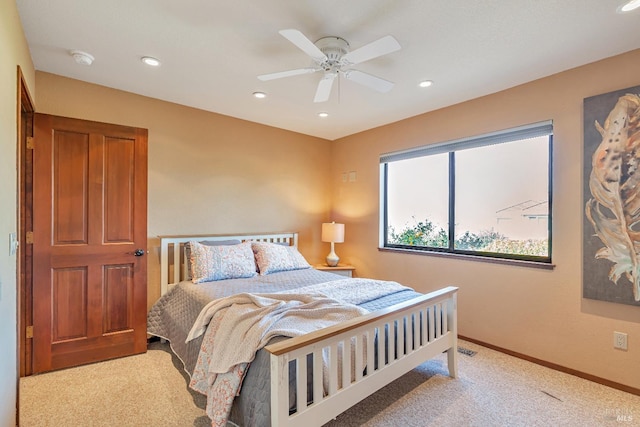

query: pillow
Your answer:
[251,241,311,275]
[184,239,242,279]
[189,241,257,283]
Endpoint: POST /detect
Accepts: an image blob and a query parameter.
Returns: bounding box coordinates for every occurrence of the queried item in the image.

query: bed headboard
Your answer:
[158,232,299,295]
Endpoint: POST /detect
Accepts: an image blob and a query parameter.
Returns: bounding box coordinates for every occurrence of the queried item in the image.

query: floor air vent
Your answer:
[457,346,477,357]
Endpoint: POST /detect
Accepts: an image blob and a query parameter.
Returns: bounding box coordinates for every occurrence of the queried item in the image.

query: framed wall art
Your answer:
[583,84,640,306]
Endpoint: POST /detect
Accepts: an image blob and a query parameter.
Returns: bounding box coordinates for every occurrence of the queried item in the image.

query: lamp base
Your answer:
[326,247,339,267]
[325,256,339,267]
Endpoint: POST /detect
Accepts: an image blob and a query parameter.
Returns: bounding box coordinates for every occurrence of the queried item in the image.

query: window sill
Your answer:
[378,246,555,270]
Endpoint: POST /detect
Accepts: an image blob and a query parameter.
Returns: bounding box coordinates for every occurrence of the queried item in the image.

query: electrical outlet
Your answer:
[614,332,628,350]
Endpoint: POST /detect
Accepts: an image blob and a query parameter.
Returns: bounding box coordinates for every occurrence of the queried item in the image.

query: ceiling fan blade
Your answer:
[314,73,337,103]
[279,29,328,64]
[257,67,318,81]
[341,35,401,65]
[344,70,394,93]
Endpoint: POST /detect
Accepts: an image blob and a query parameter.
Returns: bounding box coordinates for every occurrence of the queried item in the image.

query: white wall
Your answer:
[0,0,34,425]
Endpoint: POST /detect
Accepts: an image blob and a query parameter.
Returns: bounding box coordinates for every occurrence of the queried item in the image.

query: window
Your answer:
[380,121,552,263]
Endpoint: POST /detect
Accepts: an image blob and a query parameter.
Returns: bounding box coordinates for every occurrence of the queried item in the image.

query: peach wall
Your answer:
[28,45,640,391]
[0,0,35,424]
[332,49,640,389]
[34,72,333,308]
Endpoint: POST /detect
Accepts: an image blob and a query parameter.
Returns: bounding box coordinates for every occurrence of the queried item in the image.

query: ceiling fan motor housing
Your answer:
[315,36,350,71]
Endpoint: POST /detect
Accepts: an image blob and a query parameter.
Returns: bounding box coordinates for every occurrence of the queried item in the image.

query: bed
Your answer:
[147,232,458,427]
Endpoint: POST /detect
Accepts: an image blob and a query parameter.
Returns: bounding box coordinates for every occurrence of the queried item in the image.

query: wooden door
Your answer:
[32,114,148,373]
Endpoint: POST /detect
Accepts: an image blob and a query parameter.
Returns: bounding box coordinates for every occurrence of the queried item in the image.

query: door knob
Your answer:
[133,249,145,256]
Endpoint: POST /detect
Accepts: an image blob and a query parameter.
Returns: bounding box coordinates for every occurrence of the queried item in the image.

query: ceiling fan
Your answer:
[258,29,401,103]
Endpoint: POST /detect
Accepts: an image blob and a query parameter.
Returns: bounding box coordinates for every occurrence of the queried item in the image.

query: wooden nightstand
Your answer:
[314,264,355,278]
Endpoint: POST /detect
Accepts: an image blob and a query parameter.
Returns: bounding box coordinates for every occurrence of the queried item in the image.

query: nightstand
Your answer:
[314,264,355,278]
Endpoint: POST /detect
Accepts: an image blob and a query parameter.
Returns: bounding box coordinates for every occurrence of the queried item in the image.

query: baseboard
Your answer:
[458,335,640,397]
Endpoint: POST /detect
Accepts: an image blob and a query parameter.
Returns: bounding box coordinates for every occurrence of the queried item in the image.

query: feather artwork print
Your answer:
[585,93,640,301]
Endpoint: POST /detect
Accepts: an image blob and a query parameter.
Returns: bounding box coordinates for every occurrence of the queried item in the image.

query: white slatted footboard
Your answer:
[266,286,458,427]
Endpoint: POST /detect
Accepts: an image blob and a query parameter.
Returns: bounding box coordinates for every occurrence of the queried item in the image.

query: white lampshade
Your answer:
[322,222,345,243]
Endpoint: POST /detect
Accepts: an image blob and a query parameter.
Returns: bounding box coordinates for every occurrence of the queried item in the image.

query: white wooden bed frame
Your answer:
[158,232,458,427]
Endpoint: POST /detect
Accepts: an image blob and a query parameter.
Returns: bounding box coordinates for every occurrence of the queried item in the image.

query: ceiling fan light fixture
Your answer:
[419,80,433,88]
[318,112,329,118]
[70,50,94,66]
[252,91,267,99]
[141,56,161,67]
[618,0,640,12]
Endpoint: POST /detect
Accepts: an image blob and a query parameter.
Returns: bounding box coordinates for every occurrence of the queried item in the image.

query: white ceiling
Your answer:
[16,0,640,141]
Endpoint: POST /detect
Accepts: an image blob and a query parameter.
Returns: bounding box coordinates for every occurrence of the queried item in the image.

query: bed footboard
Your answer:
[265,286,458,427]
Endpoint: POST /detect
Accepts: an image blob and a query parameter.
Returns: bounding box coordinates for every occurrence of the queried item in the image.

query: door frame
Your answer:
[17,66,34,421]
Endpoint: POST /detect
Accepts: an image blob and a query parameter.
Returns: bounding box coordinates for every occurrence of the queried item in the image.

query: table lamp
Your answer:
[321,222,345,267]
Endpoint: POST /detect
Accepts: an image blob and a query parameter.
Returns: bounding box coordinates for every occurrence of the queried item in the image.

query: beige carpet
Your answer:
[20,340,639,427]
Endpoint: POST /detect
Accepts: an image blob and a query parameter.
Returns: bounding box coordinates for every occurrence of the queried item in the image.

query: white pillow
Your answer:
[184,239,242,280]
[251,241,311,275]
[189,241,257,283]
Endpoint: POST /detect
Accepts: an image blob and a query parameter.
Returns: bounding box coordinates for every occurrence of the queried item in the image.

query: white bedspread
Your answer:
[187,278,409,344]
[187,291,366,373]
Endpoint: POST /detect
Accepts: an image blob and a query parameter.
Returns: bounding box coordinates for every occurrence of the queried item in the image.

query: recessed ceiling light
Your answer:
[252,91,267,99]
[618,0,640,12]
[419,80,433,88]
[141,56,161,67]
[318,112,329,118]
[70,50,94,66]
